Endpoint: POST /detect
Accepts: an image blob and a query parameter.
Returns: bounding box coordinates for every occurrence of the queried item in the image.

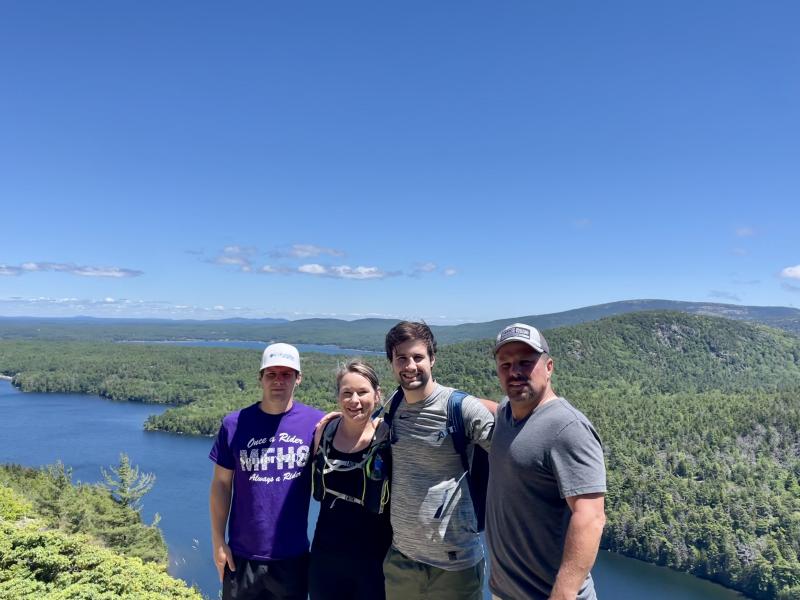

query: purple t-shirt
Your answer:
[209,401,324,560]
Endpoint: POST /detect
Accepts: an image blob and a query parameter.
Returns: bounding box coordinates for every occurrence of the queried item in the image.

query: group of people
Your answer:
[209,321,607,600]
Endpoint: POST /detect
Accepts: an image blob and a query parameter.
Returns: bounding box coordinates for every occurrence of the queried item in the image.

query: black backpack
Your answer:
[381,387,489,531]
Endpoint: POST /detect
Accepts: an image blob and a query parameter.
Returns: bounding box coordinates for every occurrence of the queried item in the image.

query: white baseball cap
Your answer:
[260,343,301,372]
[494,323,550,355]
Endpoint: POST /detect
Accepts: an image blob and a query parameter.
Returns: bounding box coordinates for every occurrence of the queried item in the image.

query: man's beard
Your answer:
[399,372,430,391]
[506,378,533,401]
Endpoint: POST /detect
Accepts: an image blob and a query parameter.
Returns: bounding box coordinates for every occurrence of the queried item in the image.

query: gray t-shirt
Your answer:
[486,397,606,600]
[389,383,494,570]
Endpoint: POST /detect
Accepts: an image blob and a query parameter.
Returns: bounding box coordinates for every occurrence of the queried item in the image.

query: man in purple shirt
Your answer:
[210,342,324,600]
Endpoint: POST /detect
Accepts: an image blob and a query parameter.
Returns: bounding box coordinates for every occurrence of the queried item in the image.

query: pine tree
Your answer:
[100,452,155,512]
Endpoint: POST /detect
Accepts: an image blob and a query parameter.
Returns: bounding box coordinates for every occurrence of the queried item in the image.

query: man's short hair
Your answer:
[385,321,437,361]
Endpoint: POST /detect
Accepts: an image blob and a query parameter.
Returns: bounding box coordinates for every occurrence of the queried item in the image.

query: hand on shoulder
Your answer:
[313,411,341,452]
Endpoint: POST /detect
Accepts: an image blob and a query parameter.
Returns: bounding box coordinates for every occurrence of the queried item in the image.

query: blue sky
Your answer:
[1,2,798,324]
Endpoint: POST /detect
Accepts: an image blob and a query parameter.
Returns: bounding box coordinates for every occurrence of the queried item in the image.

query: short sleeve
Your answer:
[550,420,606,498]
[209,420,235,470]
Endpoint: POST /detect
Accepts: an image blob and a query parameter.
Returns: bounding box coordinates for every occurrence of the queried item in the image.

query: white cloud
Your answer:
[212,246,255,271]
[295,264,396,280]
[735,227,755,237]
[222,245,254,255]
[443,268,457,277]
[0,265,22,276]
[298,263,327,275]
[409,262,439,277]
[329,266,388,280]
[780,265,800,280]
[0,262,142,278]
[271,244,345,259]
[258,265,291,274]
[72,266,142,278]
[215,256,248,266]
[572,218,591,229]
[210,246,414,281]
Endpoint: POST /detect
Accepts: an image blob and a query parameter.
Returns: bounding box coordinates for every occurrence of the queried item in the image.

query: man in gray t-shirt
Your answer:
[487,323,606,600]
[382,321,495,600]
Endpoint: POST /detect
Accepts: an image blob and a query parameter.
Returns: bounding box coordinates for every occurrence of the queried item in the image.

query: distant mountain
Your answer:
[0,315,289,324]
[431,299,800,345]
[433,310,800,399]
[1,299,797,349]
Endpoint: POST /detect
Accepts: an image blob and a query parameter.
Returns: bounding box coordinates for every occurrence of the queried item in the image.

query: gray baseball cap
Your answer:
[494,323,550,355]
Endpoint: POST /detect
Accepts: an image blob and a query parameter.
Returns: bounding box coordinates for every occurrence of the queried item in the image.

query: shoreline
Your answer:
[0,375,12,381]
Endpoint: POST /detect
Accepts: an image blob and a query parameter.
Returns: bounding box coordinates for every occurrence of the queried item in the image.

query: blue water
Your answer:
[0,380,746,599]
[120,340,382,355]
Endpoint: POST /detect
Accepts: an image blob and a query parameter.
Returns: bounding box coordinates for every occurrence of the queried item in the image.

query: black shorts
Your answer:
[222,553,310,600]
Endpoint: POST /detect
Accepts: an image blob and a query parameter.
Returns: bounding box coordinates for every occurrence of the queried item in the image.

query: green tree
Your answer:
[100,453,155,512]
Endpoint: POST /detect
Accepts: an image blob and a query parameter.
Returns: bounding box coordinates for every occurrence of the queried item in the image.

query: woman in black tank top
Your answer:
[309,360,392,600]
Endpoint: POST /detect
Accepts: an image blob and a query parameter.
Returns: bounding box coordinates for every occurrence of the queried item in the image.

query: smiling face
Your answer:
[495,341,554,417]
[390,338,436,398]
[337,371,380,426]
[259,365,301,410]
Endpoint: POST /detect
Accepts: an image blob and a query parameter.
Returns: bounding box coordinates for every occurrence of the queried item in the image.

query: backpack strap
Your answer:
[446,390,470,475]
[319,417,340,453]
[380,387,405,443]
[447,389,489,531]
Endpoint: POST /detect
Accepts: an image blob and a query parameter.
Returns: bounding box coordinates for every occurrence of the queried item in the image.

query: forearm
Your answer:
[209,480,232,545]
[550,506,605,599]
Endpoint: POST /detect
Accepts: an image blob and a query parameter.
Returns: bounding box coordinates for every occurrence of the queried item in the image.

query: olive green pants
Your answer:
[383,546,484,600]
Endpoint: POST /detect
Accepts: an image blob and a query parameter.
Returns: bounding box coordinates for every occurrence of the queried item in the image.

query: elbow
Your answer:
[594,510,606,538]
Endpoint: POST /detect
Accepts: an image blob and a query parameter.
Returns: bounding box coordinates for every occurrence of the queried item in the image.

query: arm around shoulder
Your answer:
[478,397,498,416]
[463,395,496,450]
[313,411,341,452]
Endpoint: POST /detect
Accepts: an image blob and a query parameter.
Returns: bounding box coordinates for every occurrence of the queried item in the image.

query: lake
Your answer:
[120,340,382,355]
[0,380,747,599]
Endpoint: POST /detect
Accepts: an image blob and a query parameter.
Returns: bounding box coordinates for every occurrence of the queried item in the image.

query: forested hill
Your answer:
[1,311,799,432]
[1,299,798,349]
[433,299,800,346]
[1,311,799,597]
[441,309,800,398]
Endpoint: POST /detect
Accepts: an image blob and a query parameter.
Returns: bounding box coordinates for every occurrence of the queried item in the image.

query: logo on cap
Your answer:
[499,326,531,342]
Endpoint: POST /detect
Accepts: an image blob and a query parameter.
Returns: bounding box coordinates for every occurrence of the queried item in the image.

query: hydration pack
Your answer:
[312,418,391,514]
[381,388,489,532]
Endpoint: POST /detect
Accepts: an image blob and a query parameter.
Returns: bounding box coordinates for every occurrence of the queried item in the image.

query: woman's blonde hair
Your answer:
[335,359,380,395]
